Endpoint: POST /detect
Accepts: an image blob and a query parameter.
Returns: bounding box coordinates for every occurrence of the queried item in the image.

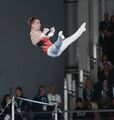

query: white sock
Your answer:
[58,31,65,40]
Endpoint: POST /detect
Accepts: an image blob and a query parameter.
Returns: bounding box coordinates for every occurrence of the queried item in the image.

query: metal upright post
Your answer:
[79,69,83,98]
[89,0,99,81]
[54,103,58,120]
[64,0,78,66]
[64,77,68,120]
[12,96,15,120]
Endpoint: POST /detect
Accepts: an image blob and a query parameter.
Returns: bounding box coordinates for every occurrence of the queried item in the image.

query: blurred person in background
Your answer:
[0,94,11,120]
[15,86,29,120]
[96,79,113,119]
[32,85,51,120]
[48,84,63,119]
[107,15,114,64]
[98,63,114,85]
[97,79,113,109]
[99,12,111,54]
[108,99,114,120]
[83,79,95,104]
[98,54,112,72]
[48,84,62,107]
[72,98,89,120]
[89,101,100,120]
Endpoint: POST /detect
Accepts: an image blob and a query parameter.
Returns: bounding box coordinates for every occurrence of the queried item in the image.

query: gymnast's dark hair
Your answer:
[28,16,39,26]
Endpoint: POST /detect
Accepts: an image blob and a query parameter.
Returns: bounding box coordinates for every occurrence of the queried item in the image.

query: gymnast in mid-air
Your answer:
[28,16,86,57]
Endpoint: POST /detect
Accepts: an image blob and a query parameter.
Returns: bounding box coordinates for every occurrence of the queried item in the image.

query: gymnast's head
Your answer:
[28,16,41,30]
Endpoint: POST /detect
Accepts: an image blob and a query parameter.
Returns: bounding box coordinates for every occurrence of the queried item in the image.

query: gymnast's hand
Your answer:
[43,28,49,35]
[47,26,55,38]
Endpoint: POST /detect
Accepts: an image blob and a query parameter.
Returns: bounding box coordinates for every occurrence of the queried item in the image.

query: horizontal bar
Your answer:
[16,97,55,106]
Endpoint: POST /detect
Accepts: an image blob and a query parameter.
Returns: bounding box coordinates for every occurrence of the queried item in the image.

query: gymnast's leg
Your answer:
[54,31,65,48]
[47,31,65,57]
[47,22,86,57]
[56,22,86,56]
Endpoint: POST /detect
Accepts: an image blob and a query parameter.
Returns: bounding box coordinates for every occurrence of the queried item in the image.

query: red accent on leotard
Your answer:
[37,37,53,53]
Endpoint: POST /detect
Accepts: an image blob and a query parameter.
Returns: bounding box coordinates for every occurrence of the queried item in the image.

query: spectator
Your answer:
[83,79,95,103]
[89,101,100,120]
[48,84,62,107]
[48,84,63,120]
[15,86,29,120]
[32,85,51,120]
[99,12,111,54]
[107,15,114,64]
[97,79,113,109]
[15,87,29,111]
[108,99,114,119]
[95,80,113,119]
[72,98,88,120]
[98,63,114,85]
[109,15,114,37]
[0,94,11,120]
[98,54,112,72]
[99,13,110,34]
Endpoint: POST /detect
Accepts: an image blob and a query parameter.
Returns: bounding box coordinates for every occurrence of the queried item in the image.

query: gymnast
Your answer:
[28,16,86,57]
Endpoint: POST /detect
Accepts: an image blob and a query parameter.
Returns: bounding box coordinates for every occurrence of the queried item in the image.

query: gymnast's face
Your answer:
[31,19,41,30]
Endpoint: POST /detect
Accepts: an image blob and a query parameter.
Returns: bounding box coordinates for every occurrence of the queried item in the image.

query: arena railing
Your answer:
[14,108,114,120]
[0,96,114,120]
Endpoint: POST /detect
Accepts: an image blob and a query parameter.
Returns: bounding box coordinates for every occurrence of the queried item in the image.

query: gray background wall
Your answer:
[0,0,66,99]
[106,0,114,15]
